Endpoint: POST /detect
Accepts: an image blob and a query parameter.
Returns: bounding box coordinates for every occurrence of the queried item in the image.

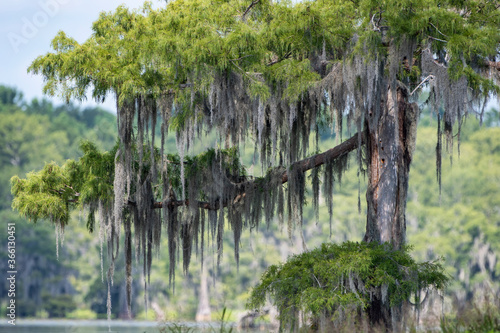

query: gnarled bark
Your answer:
[364,84,418,249]
[364,83,419,331]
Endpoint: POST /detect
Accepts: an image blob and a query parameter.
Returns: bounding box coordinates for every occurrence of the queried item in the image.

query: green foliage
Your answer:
[407,116,500,297]
[41,293,77,318]
[158,322,196,333]
[22,0,500,307]
[440,298,500,333]
[2,86,499,323]
[29,0,499,113]
[66,308,98,320]
[158,307,234,333]
[0,86,117,213]
[165,146,247,201]
[0,107,68,170]
[9,139,119,229]
[8,0,500,324]
[213,307,234,333]
[248,241,448,328]
[11,162,79,226]
[0,86,23,106]
[0,88,121,319]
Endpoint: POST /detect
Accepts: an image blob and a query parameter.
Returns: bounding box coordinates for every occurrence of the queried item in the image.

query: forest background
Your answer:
[0,84,498,322]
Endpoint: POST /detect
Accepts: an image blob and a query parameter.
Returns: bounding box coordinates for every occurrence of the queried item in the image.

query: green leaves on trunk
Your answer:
[247,241,448,329]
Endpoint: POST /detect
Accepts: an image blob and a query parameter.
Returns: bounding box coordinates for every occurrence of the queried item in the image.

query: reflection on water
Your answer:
[0,319,212,333]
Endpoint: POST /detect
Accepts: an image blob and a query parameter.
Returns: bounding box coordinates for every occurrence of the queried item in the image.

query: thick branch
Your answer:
[149,132,363,210]
[282,132,363,183]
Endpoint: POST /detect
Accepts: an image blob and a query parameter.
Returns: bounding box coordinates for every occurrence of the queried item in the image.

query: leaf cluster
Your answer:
[11,160,82,226]
[27,0,358,104]
[164,145,246,200]
[26,0,500,141]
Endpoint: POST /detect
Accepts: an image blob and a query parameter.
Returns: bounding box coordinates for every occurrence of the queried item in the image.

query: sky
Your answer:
[0,0,164,113]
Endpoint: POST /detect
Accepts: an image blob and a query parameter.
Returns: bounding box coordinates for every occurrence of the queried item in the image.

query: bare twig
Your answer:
[371,11,385,31]
[229,54,253,62]
[312,273,323,288]
[266,52,292,66]
[410,75,435,96]
[429,22,448,38]
[428,36,448,43]
[230,59,259,82]
[242,0,260,22]
[371,13,380,31]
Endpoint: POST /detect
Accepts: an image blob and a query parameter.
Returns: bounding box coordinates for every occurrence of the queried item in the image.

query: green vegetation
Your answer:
[42,293,77,318]
[248,242,448,331]
[407,116,500,303]
[158,307,234,333]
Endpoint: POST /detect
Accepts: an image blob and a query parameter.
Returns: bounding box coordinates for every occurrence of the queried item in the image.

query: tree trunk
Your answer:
[364,84,419,331]
[195,266,211,322]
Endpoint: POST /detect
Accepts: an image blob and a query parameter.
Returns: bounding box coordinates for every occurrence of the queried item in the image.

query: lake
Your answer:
[0,319,239,333]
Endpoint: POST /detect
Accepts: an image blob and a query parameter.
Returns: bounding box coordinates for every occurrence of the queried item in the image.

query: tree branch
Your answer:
[429,22,448,38]
[411,75,435,96]
[242,0,260,22]
[148,132,364,210]
[428,36,447,43]
[266,52,292,67]
[282,132,363,182]
[52,133,363,211]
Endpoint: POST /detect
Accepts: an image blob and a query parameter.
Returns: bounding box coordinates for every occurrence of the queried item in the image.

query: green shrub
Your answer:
[247,241,448,330]
[66,308,97,319]
[42,293,77,318]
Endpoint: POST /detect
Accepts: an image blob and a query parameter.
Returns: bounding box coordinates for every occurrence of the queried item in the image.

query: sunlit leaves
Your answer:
[11,162,78,226]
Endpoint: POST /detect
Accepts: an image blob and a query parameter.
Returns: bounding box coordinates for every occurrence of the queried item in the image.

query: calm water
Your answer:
[0,319,237,333]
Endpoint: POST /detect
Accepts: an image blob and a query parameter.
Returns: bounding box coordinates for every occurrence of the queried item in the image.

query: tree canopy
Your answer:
[13,0,500,325]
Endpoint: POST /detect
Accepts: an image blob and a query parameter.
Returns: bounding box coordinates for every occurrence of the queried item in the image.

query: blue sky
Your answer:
[1,0,163,112]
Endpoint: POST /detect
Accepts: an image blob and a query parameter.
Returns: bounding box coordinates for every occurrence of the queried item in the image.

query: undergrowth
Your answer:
[247,241,449,331]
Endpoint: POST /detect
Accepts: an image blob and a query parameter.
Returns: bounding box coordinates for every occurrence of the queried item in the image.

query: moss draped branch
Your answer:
[130,132,363,210]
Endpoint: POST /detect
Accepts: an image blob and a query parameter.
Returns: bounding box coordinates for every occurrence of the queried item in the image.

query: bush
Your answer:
[247,241,448,330]
[66,308,98,319]
[42,293,77,318]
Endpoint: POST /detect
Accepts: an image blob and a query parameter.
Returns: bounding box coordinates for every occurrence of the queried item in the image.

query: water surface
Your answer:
[0,319,180,333]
